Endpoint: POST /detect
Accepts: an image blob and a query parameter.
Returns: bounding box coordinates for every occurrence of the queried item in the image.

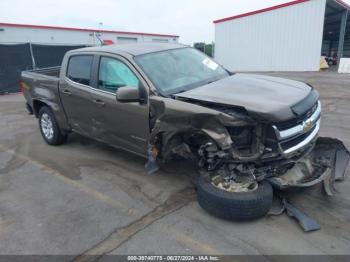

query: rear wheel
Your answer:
[197,174,273,221]
[38,106,67,145]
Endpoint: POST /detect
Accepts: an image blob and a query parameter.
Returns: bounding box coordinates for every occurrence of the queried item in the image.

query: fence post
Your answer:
[29,42,37,69]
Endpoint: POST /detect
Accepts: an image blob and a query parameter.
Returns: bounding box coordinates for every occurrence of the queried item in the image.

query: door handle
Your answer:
[93,99,105,106]
[62,89,72,96]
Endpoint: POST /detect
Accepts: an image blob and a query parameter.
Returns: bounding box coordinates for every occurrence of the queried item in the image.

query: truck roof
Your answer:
[71,43,187,56]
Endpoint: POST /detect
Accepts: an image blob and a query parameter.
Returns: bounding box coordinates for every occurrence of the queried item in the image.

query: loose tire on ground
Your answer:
[197,174,273,221]
[38,106,67,145]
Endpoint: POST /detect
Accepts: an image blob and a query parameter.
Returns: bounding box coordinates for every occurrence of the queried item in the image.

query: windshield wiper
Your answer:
[169,89,187,98]
[207,80,216,85]
[207,74,229,85]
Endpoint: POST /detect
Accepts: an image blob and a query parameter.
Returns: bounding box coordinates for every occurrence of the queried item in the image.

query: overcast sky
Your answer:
[1,0,350,45]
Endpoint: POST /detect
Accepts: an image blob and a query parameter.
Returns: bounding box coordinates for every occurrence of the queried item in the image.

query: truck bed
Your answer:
[21,66,62,114]
[24,66,61,79]
[21,66,61,94]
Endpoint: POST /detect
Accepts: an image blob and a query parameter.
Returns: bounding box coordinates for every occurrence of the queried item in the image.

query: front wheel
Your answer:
[197,174,273,221]
[38,106,67,145]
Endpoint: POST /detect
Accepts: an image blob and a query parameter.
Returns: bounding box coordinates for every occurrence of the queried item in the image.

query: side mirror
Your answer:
[116,86,140,103]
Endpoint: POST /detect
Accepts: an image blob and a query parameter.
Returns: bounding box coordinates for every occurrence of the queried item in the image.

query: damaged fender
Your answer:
[148,96,251,156]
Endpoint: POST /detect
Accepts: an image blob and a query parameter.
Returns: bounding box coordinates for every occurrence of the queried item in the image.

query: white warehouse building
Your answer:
[214,0,350,71]
[0,22,179,45]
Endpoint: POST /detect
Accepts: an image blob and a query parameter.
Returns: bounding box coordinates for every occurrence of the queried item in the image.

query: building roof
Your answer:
[0,22,179,38]
[213,0,350,24]
[72,42,187,56]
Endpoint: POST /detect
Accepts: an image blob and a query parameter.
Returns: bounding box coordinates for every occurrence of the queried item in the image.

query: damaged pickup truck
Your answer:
[21,43,350,221]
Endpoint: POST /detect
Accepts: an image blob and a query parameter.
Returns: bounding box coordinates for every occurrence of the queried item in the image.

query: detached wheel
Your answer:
[197,174,273,221]
[38,106,66,145]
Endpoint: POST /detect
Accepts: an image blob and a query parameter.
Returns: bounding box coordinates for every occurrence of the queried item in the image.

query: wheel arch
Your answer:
[33,100,49,118]
[32,99,70,131]
[156,130,219,162]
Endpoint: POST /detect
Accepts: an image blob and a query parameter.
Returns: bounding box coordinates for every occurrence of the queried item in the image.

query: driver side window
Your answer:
[98,57,139,92]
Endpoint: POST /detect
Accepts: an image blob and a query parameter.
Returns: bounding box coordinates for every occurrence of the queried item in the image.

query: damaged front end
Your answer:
[268,137,350,195]
[147,96,350,195]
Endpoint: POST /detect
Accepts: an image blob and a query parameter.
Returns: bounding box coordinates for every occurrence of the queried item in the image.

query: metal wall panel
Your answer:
[0,26,179,46]
[215,0,327,71]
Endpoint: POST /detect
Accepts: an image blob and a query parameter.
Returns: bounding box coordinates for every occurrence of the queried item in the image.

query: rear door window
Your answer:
[67,55,93,86]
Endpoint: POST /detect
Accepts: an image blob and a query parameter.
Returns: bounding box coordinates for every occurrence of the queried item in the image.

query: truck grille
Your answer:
[274,102,318,131]
[279,125,317,151]
[272,101,321,155]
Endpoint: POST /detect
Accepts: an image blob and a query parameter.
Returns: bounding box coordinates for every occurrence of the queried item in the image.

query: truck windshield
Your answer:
[134,47,229,96]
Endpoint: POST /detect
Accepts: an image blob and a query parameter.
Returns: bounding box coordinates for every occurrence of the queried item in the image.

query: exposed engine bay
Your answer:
[146,92,350,196]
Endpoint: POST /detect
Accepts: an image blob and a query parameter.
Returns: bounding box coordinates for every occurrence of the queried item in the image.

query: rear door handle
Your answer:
[62,89,72,96]
[93,99,105,106]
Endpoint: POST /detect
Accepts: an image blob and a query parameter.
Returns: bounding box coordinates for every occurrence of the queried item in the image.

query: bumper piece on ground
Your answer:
[283,198,321,232]
[269,197,321,232]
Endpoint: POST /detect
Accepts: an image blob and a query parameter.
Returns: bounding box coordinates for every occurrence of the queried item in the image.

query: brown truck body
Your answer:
[21,43,349,194]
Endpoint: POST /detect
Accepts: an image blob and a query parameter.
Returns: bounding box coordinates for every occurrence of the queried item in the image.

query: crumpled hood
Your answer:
[175,73,314,122]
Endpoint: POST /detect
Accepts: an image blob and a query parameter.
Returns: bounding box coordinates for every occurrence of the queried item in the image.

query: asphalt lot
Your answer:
[0,71,350,257]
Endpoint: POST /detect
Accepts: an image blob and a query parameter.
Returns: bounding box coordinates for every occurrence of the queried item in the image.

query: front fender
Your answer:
[149,96,250,150]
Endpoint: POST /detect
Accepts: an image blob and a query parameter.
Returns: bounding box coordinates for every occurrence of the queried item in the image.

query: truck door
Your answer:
[59,55,95,137]
[89,55,150,157]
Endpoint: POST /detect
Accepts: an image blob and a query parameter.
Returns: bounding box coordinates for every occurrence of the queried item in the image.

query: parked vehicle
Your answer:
[21,43,349,220]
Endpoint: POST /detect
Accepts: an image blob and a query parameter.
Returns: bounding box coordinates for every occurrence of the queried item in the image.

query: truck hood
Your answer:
[175,73,316,122]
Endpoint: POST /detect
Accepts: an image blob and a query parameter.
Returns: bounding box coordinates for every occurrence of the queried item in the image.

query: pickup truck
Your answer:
[21,43,349,221]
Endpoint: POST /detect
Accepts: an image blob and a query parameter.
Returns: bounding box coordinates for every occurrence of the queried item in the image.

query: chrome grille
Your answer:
[272,101,321,155]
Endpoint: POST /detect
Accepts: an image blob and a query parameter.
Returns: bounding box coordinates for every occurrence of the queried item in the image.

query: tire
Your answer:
[38,106,67,145]
[197,175,273,221]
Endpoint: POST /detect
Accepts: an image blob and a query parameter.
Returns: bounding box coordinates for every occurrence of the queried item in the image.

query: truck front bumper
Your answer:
[268,137,349,195]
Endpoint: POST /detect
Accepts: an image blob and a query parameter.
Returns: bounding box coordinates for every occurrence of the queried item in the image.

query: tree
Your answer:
[193,42,214,57]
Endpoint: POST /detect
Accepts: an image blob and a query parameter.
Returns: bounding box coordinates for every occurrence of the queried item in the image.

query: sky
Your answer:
[1,0,350,45]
